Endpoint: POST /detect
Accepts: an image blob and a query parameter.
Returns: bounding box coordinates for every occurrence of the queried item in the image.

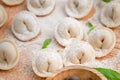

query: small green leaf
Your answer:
[87,22,94,34]
[95,68,120,80]
[42,38,52,49]
[87,22,93,28]
[103,0,111,3]
[87,27,94,34]
[57,50,60,52]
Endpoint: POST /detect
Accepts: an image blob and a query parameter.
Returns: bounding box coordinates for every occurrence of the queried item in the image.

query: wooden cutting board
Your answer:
[0,0,120,80]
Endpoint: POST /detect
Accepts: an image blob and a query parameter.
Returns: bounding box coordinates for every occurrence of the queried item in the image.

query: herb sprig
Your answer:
[96,68,120,80]
[42,38,52,49]
[87,22,94,34]
[103,0,111,3]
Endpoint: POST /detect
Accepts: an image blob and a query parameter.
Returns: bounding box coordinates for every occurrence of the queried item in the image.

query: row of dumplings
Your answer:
[0,0,56,28]
[31,17,116,77]
[30,0,118,78]
[0,18,116,78]
[1,0,120,28]
[0,0,119,78]
[1,0,120,27]
[0,19,116,78]
[1,0,120,40]
[0,0,25,72]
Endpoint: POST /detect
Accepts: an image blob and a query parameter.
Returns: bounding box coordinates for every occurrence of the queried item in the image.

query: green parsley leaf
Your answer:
[87,22,94,34]
[87,27,94,34]
[103,0,111,3]
[57,50,60,52]
[42,38,52,49]
[87,22,93,27]
[95,68,120,80]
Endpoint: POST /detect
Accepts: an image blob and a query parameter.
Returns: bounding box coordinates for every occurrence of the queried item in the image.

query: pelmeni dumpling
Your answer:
[87,27,116,57]
[55,17,83,47]
[32,49,63,77]
[0,39,19,70]
[2,0,24,6]
[27,0,55,16]
[64,40,95,66]
[11,11,40,41]
[100,1,120,28]
[0,5,7,27]
[65,0,94,19]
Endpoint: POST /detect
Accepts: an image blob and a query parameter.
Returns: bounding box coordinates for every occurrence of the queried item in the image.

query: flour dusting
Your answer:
[0,0,120,80]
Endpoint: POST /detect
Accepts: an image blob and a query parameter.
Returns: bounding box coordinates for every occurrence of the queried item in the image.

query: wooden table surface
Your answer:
[0,0,120,80]
[0,1,46,80]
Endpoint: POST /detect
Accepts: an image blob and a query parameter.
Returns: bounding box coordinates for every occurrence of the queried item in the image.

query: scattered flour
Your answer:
[0,0,120,80]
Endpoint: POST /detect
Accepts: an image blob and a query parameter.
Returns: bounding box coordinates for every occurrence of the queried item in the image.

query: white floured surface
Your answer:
[3,0,120,79]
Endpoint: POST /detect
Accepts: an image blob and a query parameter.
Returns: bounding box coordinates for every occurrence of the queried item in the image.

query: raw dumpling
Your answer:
[0,39,19,70]
[64,40,95,66]
[27,0,55,16]
[2,0,24,6]
[55,17,83,47]
[32,49,63,77]
[100,1,120,28]
[11,11,40,41]
[87,27,116,57]
[0,5,7,27]
[65,0,94,20]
